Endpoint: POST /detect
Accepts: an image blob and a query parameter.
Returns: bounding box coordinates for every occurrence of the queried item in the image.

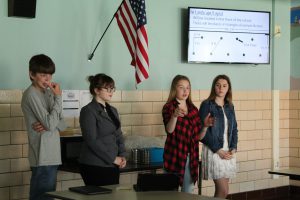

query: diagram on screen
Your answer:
[188,8,270,63]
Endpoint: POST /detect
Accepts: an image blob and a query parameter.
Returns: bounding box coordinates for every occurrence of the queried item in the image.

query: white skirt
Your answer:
[201,144,237,180]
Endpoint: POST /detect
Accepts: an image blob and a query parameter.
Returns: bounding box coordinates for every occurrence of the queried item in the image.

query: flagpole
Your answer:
[88,0,124,61]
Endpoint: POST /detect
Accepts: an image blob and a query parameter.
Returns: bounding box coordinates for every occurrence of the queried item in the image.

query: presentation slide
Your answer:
[188,8,270,64]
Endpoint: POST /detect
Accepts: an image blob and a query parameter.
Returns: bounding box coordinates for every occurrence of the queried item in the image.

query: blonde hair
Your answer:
[167,75,194,106]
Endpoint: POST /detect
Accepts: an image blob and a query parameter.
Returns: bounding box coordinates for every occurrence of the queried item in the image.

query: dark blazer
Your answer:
[79,98,126,167]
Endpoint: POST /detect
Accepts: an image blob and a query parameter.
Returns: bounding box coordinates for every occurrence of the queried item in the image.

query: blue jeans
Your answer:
[30,165,58,200]
[181,155,194,193]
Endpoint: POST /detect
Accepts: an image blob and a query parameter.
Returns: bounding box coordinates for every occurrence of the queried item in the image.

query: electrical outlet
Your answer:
[274,25,281,37]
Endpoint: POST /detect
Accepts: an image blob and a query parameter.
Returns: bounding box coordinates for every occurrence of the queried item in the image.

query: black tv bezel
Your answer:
[187,7,271,64]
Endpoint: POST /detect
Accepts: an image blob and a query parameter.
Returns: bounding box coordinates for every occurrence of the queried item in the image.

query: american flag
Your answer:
[115,0,149,84]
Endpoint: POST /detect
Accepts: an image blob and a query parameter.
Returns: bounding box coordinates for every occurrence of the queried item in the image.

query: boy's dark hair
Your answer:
[29,54,55,80]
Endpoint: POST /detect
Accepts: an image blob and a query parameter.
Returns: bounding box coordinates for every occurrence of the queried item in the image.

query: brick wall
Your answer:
[0,89,298,199]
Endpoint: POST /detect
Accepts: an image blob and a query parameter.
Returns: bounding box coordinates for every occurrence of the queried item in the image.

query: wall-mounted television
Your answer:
[188,7,270,64]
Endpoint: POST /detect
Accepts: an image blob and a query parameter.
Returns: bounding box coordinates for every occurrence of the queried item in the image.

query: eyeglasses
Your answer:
[101,87,116,93]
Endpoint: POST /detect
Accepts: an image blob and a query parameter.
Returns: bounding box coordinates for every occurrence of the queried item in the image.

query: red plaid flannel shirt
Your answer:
[162,100,201,185]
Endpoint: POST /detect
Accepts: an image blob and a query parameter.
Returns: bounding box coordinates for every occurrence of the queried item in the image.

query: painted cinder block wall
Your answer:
[1,89,299,199]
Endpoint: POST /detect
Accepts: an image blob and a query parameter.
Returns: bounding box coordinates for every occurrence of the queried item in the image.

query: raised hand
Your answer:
[203,113,215,127]
[173,107,186,118]
[48,82,62,96]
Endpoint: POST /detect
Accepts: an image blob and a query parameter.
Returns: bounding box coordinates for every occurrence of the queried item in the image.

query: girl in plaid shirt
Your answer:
[162,75,212,193]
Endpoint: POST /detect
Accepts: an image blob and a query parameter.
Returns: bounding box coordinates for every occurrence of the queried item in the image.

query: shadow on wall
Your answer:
[290,76,300,89]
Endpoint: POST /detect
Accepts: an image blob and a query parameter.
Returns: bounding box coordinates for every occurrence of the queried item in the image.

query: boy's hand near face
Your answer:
[48,82,62,96]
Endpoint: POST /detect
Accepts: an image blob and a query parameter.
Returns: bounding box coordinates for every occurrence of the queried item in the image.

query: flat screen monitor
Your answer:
[188,7,270,64]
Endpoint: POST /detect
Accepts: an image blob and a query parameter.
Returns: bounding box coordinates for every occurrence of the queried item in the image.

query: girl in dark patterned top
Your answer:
[162,75,212,193]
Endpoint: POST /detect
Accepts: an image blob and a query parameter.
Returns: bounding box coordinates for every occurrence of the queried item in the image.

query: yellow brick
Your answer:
[120,114,143,126]
[255,120,271,130]
[162,91,169,101]
[254,179,269,190]
[255,100,271,110]
[10,185,30,199]
[290,157,300,167]
[239,161,256,172]
[280,157,289,167]
[289,90,299,99]
[0,172,22,187]
[248,170,263,181]
[11,104,23,117]
[236,111,247,120]
[262,130,272,139]
[247,111,263,120]
[111,102,131,114]
[0,90,22,104]
[131,102,152,114]
[152,102,164,113]
[280,91,290,100]
[290,148,299,157]
[229,183,240,194]
[290,119,300,128]
[290,100,300,109]
[262,91,271,100]
[280,148,289,157]
[239,181,254,192]
[240,101,256,110]
[240,120,256,131]
[121,126,132,135]
[152,125,166,136]
[262,110,271,119]
[199,90,210,101]
[262,149,271,159]
[255,159,271,170]
[238,140,256,151]
[247,91,263,100]
[11,158,30,172]
[233,91,248,100]
[236,151,247,162]
[231,172,248,183]
[23,144,28,157]
[280,100,289,110]
[290,138,300,148]
[22,171,31,184]
[142,114,163,125]
[0,160,10,173]
[121,91,143,102]
[279,138,289,148]
[0,132,10,145]
[238,131,247,141]
[248,150,262,160]
[143,90,163,101]
[255,140,271,149]
[0,187,9,199]
[191,90,200,102]
[131,126,152,136]
[111,90,121,102]
[0,104,10,117]
[0,145,22,159]
[11,131,28,144]
[247,130,262,140]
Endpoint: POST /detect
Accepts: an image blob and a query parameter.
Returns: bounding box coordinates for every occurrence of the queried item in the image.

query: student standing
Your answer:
[162,75,211,193]
[21,54,66,200]
[199,74,238,198]
[79,73,126,186]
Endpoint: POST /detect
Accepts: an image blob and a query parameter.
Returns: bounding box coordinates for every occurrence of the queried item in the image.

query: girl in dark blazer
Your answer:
[79,73,126,186]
